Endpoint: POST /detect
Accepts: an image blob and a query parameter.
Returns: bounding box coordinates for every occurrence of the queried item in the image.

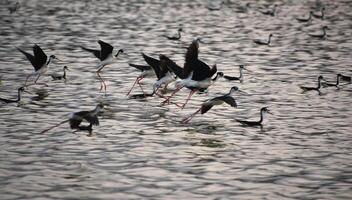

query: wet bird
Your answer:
[260,4,277,16]
[8,2,19,14]
[309,26,328,38]
[182,86,243,123]
[40,103,104,134]
[51,66,69,80]
[253,34,273,45]
[236,107,272,126]
[17,44,60,86]
[223,65,247,82]
[164,28,183,41]
[0,87,25,103]
[296,11,313,22]
[161,39,218,109]
[80,40,123,91]
[126,63,154,96]
[312,7,325,19]
[300,75,326,92]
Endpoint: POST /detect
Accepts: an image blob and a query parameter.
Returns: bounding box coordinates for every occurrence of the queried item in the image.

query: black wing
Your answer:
[184,40,199,78]
[33,44,48,70]
[84,114,99,126]
[80,46,101,60]
[129,63,151,71]
[192,61,217,81]
[160,54,185,79]
[98,40,113,61]
[340,74,351,82]
[224,75,240,81]
[142,53,161,79]
[17,47,37,70]
[200,103,214,114]
[216,96,237,108]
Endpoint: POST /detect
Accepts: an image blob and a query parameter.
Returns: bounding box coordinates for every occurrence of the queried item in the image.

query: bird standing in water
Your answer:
[40,103,104,134]
[80,40,123,91]
[126,63,154,96]
[300,75,326,92]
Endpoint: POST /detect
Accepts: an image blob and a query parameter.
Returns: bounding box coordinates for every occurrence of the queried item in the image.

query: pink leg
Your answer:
[161,86,183,105]
[34,74,41,84]
[181,89,197,110]
[181,108,201,123]
[127,77,142,96]
[96,72,106,91]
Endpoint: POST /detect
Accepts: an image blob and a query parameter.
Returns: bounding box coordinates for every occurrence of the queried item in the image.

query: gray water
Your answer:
[0,0,352,199]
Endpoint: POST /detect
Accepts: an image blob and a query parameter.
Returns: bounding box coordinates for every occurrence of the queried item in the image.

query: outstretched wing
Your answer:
[129,63,151,71]
[200,103,214,114]
[142,53,161,79]
[84,115,99,126]
[17,47,38,70]
[214,96,237,108]
[98,40,113,61]
[160,54,185,79]
[80,46,101,60]
[33,44,48,70]
[184,40,199,78]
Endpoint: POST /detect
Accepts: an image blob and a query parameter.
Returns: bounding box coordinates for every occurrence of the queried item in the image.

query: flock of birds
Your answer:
[1,1,351,135]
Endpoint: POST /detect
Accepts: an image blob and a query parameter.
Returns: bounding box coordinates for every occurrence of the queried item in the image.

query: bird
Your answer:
[236,107,272,126]
[253,34,273,45]
[182,86,243,123]
[223,65,247,82]
[8,1,20,14]
[161,39,218,109]
[126,63,154,96]
[80,40,123,91]
[17,44,60,86]
[51,66,69,80]
[40,103,104,134]
[0,87,25,103]
[322,74,342,88]
[339,74,351,83]
[309,26,328,38]
[260,4,277,16]
[296,11,313,22]
[312,7,325,19]
[300,75,326,92]
[164,28,183,41]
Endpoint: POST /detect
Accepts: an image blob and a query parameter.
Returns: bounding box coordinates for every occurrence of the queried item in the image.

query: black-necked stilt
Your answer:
[80,40,123,91]
[300,75,326,92]
[296,11,313,22]
[182,86,243,123]
[253,34,273,45]
[260,4,277,16]
[309,26,328,38]
[223,65,247,82]
[322,74,342,88]
[0,87,25,103]
[144,54,175,96]
[126,63,154,96]
[51,66,69,80]
[236,107,272,126]
[164,28,183,41]
[9,1,19,14]
[312,7,325,19]
[17,44,60,86]
[340,73,351,83]
[40,103,104,134]
[162,39,218,109]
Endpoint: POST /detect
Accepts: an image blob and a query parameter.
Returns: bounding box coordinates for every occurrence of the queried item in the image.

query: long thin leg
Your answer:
[181,107,201,123]
[24,74,32,86]
[155,92,183,108]
[161,86,183,105]
[181,89,197,109]
[137,81,146,96]
[96,71,106,91]
[34,74,41,84]
[127,77,142,96]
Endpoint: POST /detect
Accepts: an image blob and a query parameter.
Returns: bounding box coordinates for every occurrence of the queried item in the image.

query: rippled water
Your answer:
[1,0,352,199]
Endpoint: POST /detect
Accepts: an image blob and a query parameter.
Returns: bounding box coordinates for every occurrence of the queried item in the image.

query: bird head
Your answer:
[115,49,124,57]
[18,87,25,92]
[217,72,224,77]
[318,75,325,81]
[269,33,273,37]
[50,55,63,61]
[178,28,183,32]
[262,107,273,115]
[322,26,329,30]
[63,66,69,70]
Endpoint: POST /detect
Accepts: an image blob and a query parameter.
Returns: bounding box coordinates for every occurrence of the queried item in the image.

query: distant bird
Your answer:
[126,63,154,96]
[260,4,277,16]
[223,65,247,82]
[300,75,326,92]
[164,28,183,41]
[162,39,218,109]
[296,11,313,22]
[17,44,60,86]
[40,103,104,134]
[80,40,123,91]
[312,7,325,19]
[339,73,351,83]
[253,34,273,45]
[51,66,69,80]
[236,107,272,126]
[182,86,243,123]
[143,54,175,96]
[309,26,328,38]
[206,1,224,11]
[0,87,25,103]
[8,2,20,14]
